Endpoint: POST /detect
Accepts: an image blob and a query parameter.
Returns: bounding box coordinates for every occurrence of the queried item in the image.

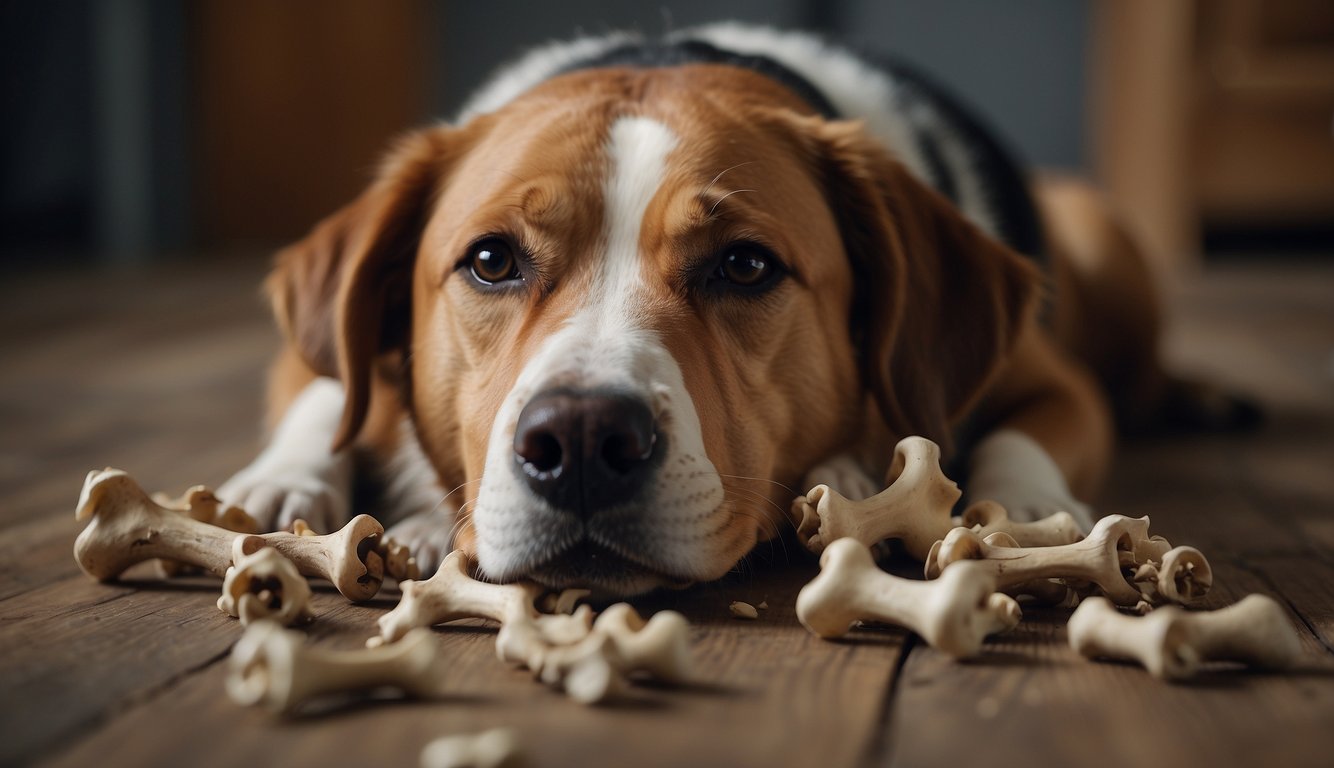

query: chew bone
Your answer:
[954,500,1084,548]
[421,727,525,768]
[925,515,1184,606]
[227,622,449,714]
[218,537,313,626]
[377,537,421,582]
[536,604,693,703]
[1131,546,1213,606]
[370,551,540,648]
[1067,595,1303,680]
[796,538,1020,658]
[791,437,960,560]
[260,516,385,602]
[75,468,254,579]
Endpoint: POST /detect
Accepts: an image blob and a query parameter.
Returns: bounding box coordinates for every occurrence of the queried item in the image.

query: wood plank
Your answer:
[880,559,1334,768]
[35,564,907,768]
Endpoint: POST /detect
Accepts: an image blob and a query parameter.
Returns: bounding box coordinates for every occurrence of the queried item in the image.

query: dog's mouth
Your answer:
[519,538,694,594]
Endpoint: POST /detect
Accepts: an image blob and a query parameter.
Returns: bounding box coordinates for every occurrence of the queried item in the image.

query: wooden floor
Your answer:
[2,255,1332,768]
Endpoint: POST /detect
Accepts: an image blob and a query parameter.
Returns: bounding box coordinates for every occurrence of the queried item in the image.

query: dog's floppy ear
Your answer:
[809,119,1042,449]
[265,127,467,450]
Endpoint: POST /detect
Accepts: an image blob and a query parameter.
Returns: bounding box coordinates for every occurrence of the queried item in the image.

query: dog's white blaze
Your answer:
[471,116,730,590]
[598,116,677,317]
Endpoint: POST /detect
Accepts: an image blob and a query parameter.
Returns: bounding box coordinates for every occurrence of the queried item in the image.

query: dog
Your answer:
[217,23,1201,595]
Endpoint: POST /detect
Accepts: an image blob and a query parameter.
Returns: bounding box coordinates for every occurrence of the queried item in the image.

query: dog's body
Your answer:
[219,24,1172,594]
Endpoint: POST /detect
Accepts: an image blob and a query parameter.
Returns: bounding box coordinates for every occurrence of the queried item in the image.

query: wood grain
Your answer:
[1,257,1331,767]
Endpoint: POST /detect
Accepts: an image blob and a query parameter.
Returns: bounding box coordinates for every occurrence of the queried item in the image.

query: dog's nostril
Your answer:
[601,430,655,475]
[516,430,563,475]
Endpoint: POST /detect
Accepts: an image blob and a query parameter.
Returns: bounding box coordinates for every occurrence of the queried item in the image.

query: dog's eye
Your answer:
[467,238,521,284]
[713,244,781,290]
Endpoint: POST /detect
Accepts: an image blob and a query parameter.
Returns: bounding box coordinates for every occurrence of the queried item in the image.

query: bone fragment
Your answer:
[154,485,260,533]
[1131,546,1213,606]
[218,537,313,626]
[925,515,1184,606]
[421,727,525,768]
[260,515,385,601]
[729,601,758,620]
[953,500,1084,548]
[538,588,590,615]
[797,538,1020,658]
[536,604,693,704]
[227,622,449,714]
[1067,595,1303,680]
[75,468,257,579]
[377,537,421,582]
[791,437,960,560]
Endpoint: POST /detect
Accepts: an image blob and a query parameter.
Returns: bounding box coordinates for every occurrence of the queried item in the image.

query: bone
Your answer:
[537,604,693,703]
[796,538,1020,658]
[953,500,1084,547]
[377,537,421,582]
[154,485,261,533]
[370,550,542,648]
[538,588,590,615]
[791,437,960,560]
[1132,546,1214,606]
[260,515,385,602]
[75,468,256,579]
[154,487,262,578]
[218,537,314,626]
[421,727,525,768]
[227,622,451,714]
[925,515,1172,606]
[1067,595,1304,680]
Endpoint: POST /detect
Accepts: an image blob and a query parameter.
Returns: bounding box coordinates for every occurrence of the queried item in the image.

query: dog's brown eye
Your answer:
[715,245,779,289]
[468,239,520,284]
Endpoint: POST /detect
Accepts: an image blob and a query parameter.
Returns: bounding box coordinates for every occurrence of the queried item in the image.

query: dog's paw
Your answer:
[384,507,457,578]
[218,466,351,534]
[801,453,879,500]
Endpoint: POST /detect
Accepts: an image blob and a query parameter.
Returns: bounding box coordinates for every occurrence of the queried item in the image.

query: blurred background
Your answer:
[3,0,1331,277]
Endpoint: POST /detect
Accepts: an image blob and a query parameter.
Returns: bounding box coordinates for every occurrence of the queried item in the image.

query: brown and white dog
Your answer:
[217,24,1187,595]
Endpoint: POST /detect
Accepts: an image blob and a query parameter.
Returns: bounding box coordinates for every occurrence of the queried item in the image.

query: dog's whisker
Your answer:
[707,188,756,218]
[717,472,800,496]
[701,160,756,200]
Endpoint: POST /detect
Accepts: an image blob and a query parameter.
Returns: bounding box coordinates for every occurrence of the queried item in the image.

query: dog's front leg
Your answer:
[219,378,353,533]
[966,329,1113,532]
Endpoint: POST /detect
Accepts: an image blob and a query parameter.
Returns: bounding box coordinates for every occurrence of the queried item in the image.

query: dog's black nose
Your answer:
[512,389,658,513]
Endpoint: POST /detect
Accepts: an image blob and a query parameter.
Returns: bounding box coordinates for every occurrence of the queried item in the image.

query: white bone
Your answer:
[791,437,960,560]
[370,550,542,647]
[377,536,421,582]
[796,538,1020,658]
[1067,595,1304,680]
[536,603,693,703]
[259,516,386,602]
[535,612,683,703]
[1131,546,1213,606]
[953,500,1084,547]
[421,727,525,768]
[227,622,450,714]
[218,537,313,626]
[538,588,590,615]
[153,487,262,578]
[925,515,1167,606]
[75,468,255,579]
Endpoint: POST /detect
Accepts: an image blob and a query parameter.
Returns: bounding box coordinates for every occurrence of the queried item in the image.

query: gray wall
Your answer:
[433,0,1090,169]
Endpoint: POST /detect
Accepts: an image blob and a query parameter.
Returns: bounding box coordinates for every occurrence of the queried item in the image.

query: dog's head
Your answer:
[268,65,1039,593]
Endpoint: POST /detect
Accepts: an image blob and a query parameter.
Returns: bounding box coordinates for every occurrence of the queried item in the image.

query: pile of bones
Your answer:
[71,436,1304,765]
